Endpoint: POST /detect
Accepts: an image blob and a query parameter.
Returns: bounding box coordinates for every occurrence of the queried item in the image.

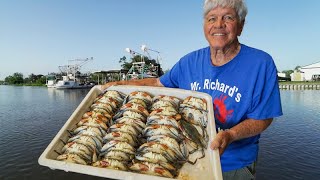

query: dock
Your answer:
[279,84,320,90]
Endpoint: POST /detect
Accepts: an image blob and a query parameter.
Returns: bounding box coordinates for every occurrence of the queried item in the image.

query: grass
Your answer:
[1,83,46,86]
[24,83,46,86]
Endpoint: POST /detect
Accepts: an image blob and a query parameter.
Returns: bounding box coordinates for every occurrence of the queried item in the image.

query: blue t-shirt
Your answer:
[160,44,283,172]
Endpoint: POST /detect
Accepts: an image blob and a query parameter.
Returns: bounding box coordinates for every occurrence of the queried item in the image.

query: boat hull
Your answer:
[55,80,93,89]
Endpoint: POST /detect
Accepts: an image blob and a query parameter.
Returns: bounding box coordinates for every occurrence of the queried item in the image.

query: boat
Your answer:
[46,75,57,88]
[55,74,94,89]
[49,57,94,89]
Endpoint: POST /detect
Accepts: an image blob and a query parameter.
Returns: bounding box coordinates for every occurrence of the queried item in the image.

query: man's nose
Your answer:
[214,18,224,28]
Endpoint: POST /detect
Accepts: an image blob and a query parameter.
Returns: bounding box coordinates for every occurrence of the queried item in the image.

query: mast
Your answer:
[59,57,93,82]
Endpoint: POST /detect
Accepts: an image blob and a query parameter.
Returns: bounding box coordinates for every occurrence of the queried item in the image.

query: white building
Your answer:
[299,61,320,81]
[290,70,305,81]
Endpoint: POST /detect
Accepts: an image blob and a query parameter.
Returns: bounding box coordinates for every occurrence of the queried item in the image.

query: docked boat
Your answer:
[49,57,94,89]
[46,75,58,88]
[55,75,94,89]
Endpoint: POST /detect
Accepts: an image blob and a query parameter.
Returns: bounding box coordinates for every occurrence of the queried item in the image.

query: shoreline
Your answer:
[2,82,320,90]
[0,84,46,87]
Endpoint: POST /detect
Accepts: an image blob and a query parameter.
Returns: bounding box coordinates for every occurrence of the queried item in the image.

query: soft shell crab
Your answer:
[180,96,207,111]
[124,91,153,107]
[129,161,174,178]
[152,95,181,108]
[55,90,212,179]
[180,107,208,128]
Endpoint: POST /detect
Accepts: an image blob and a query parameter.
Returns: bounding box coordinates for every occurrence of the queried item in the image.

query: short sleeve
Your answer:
[247,60,283,120]
[159,61,182,88]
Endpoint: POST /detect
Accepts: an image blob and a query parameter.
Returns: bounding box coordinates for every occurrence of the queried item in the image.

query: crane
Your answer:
[141,44,162,64]
[59,57,93,75]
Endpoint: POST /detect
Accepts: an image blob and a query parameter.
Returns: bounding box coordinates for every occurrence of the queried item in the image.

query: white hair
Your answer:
[203,0,248,22]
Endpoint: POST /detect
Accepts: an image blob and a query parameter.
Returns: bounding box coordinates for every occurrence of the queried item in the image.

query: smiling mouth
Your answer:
[212,33,226,36]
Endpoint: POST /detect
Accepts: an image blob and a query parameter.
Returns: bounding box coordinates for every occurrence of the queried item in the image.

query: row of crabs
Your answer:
[56,90,209,178]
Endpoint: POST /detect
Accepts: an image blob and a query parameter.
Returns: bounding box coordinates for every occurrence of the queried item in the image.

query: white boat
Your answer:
[46,80,56,88]
[55,75,93,89]
[50,57,94,89]
[46,75,57,88]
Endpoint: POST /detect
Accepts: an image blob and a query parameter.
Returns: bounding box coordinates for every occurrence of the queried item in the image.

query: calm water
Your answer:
[0,86,319,180]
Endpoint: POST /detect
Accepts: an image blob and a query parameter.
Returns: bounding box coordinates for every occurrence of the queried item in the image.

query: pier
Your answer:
[279,84,320,90]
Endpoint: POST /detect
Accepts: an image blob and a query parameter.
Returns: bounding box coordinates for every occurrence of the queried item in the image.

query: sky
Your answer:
[1,0,320,80]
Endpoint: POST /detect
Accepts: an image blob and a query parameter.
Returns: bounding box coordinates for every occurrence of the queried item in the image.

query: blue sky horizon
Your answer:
[1,0,320,80]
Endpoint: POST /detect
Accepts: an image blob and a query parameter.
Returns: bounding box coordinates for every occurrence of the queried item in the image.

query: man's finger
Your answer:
[210,136,222,150]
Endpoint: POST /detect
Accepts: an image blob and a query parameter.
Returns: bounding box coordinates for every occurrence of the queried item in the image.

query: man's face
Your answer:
[204,6,244,50]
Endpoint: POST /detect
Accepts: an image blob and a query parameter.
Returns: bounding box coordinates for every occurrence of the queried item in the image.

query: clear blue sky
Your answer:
[1,0,320,80]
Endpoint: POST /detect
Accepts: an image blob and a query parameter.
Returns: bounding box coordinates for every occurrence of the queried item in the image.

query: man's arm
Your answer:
[101,77,163,90]
[210,118,273,155]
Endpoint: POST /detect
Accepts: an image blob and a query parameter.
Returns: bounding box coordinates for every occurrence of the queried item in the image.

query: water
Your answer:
[0,86,107,180]
[0,86,319,180]
[256,90,320,180]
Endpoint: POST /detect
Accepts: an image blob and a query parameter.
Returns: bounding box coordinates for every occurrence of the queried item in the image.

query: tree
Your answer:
[4,73,46,85]
[118,55,164,76]
[294,66,301,72]
[5,72,24,84]
[29,73,36,83]
[282,70,294,78]
[24,74,45,84]
[35,76,46,84]
[119,55,144,70]
[118,56,130,70]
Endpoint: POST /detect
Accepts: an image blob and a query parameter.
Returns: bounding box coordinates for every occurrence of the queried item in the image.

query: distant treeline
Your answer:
[2,72,46,85]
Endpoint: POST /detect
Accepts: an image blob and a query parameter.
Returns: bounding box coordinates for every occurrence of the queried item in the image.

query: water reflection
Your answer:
[286,90,320,109]
[47,88,91,103]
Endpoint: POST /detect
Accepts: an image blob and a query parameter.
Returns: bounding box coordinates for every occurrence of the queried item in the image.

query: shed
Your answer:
[290,71,305,81]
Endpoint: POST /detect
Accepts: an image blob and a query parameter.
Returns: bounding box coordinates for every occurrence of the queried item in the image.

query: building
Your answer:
[290,70,305,81]
[299,61,320,81]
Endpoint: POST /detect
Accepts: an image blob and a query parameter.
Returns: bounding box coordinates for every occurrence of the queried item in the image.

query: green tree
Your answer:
[24,74,45,85]
[282,70,294,78]
[29,73,36,83]
[35,76,46,84]
[118,56,130,70]
[294,66,301,72]
[24,77,30,84]
[5,72,24,84]
[119,55,149,70]
[118,55,164,76]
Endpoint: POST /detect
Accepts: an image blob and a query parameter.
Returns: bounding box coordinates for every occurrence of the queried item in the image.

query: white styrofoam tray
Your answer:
[38,85,222,180]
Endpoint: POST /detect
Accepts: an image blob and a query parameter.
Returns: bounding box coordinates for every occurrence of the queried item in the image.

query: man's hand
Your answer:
[210,130,234,155]
[210,118,273,156]
[100,78,163,91]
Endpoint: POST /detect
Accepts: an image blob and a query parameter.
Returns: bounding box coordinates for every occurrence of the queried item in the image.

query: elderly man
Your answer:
[102,0,282,179]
